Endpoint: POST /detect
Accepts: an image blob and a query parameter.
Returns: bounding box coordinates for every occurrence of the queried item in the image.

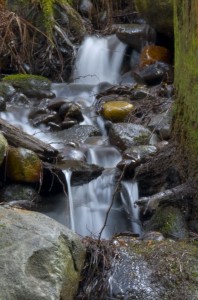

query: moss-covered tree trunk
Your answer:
[174,0,198,218]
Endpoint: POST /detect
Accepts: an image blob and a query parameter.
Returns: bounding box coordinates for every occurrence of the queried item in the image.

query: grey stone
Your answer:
[109,123,152,151]
[0,207,85,300]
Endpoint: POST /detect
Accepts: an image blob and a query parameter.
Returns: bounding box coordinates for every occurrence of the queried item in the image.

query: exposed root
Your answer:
[76,237,115,300]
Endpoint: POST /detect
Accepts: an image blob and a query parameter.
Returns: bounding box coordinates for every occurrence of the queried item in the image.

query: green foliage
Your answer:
[34,0,73,38]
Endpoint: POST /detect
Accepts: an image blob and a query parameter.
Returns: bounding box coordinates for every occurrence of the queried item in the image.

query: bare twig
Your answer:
[98,166,127,241]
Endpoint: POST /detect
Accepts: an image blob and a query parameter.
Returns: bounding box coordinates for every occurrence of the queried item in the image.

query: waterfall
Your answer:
[64,170,75,232]
[121,180,141,234]
[0,34,142,239]
[73,35,126,84]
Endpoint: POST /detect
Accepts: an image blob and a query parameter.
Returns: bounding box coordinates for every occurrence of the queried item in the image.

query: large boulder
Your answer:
[0,207,85,300]
[134,0,173,38]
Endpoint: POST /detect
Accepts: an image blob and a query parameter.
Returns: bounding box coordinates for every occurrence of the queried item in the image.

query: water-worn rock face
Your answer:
[0,207,85,300]
[115,24,156,51]
[108,237,198,299]
[109,123,152,151]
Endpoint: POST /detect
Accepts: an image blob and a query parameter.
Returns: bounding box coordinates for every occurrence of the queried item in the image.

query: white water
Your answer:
[71,169,130,239]
[0,35,142,239]
[73,35,126,84]
[121,180,141,234]
[64,170,75,232]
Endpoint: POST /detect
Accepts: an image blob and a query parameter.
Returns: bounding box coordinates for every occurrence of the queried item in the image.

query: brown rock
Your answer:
[140,45,170,68]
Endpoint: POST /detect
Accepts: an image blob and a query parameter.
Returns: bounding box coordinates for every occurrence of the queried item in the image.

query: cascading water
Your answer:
[121,180,141,234]
[73,35,126,84]
[0,34,142,239]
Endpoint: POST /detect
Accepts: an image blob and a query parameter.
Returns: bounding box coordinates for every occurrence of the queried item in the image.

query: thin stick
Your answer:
[98,166,127,242]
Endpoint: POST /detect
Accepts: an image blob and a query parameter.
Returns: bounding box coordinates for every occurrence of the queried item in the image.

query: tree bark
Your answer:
[0,118,59,162]
[173,1,198,219]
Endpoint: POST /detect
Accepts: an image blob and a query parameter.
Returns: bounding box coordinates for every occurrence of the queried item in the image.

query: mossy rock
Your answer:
[0,133,8,166]
[134,0,173,38]
[109,237,198,299]
[145,205,189,239]
[2,74,51,98]
[6,146,42,183]
[101,101,134,122]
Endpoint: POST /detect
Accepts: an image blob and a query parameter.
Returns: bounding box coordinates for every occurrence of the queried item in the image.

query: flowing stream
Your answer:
[0,35,141,239]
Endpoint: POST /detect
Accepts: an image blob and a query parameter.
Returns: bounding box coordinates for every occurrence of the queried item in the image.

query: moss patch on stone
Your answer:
[128,239,198,298]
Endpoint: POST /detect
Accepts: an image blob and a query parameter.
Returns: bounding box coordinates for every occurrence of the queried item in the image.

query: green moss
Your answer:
[173,0,198,180]
[133,132,150,145]
[2,74,51,92]
[2,74,51,84]
[128,240,198,297]
[145,206,188,239]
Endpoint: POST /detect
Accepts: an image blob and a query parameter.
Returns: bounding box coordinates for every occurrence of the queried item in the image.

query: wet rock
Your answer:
[144,206,189,239]
[61,118,78,129]
[46,98,67,110]
[2,74,52,99]
[0,132,8,166]
[107,238,198,299]
[62,103,84,122]
[29,99,84,130]
[148,111,172,140]
[118,145,157,177]
[6,146,42,183]
[9,92,30,105]
[109,123,152,151]
[79,0,95,20]
[133,62,174,85]
[32,111,61,127]
[50,125,101,145]
[101,101,134,122]
[57,160,104,186]
[140,45,170,68]
[0,184,42,203]
[0,206,85,300]
[115,24,156,51]
[0,96,6,111]
[0,82,16,100]
[134,0,173,38]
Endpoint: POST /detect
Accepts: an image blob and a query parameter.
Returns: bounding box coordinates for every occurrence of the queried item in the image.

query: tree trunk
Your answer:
[174,0,198,218]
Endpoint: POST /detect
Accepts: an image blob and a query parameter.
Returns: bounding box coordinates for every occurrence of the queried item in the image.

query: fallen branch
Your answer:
[0,118,59,162]
[136,182,193,214]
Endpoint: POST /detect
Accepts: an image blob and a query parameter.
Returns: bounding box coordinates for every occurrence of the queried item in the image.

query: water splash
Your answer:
[73,35,126,84]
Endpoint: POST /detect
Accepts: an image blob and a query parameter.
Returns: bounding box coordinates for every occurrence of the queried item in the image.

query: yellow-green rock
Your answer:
[102,101,134,122]
[0,133,8,166]
[6,147,42,183]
